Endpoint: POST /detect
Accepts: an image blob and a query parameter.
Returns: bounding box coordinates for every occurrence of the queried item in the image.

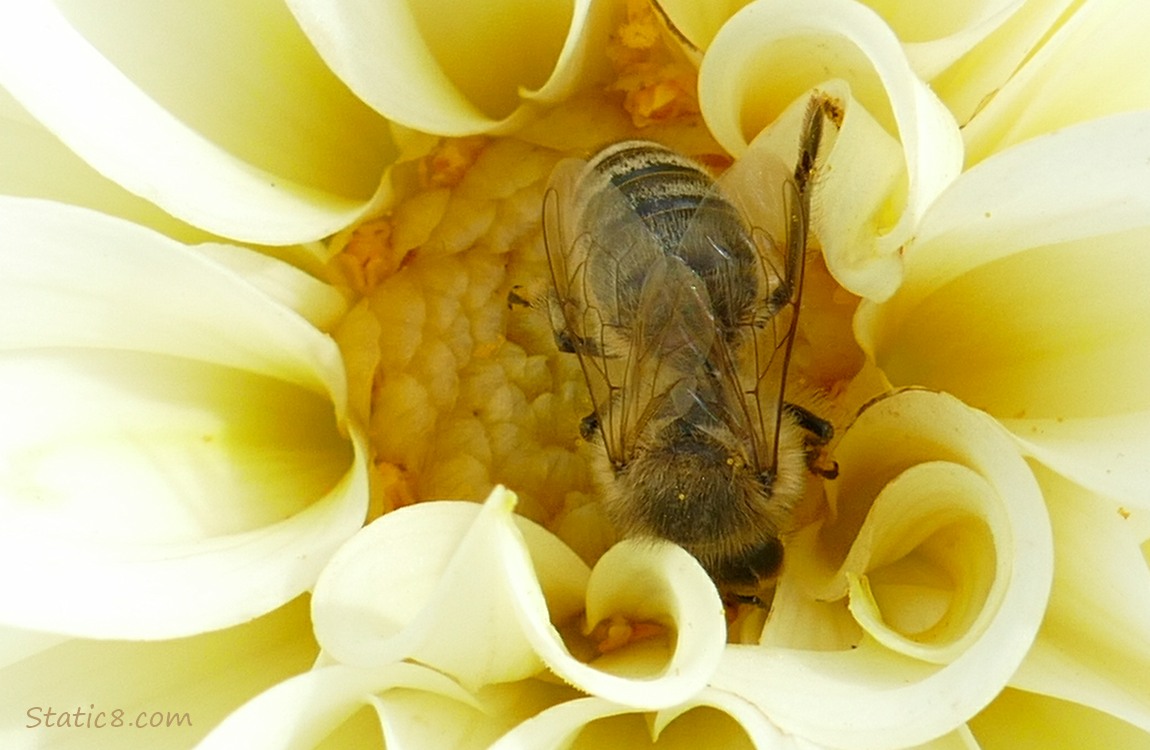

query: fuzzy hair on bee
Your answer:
[543,95,840,600]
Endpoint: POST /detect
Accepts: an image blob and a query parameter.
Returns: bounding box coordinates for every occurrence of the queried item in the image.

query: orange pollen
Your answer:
[590,614,668,654]
[419,136,489,188]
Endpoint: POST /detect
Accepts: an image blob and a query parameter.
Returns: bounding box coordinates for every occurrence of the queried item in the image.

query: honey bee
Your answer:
[543,96,839,600]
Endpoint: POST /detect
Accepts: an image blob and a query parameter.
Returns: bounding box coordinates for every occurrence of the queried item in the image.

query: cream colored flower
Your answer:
[1,598,320,750]
[3,0,1149,747]
[0,4,378,738]
[856,110,1150,735]
[0,0,391,246]
[0,198,367,640]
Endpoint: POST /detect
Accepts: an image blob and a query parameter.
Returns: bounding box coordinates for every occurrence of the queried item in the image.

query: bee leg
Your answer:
[783,402,833,444]
[784,402,839,479]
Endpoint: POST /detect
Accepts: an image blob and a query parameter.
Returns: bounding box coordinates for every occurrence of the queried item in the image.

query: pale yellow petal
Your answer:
[0,0,390,244]
[0,86,213,245]
[314,487,725,709]
[970,688,1150,750]
[1005,412,1150,511]
[964,0,1150,164]
[555,539,726,710]
[193,243,348,332]
[698,0,963,300]
[195,662,479,750]
[0,597,318,749]
[866,0,1026,78]
[653,688,798,749]
[653,0,750,50]
[285,0,614,135]
[312,489,588,690]
[928,0,1077,125]
[487,697,637,750]
[0,199,367,638]
[1009,467,1150,733]
[714,390,1052,750]
[856,111,1150,504]
[908,726,981,750]
[491,691,786,750]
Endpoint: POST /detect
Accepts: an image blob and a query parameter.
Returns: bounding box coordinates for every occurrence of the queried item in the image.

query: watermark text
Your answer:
[26,705,192,730]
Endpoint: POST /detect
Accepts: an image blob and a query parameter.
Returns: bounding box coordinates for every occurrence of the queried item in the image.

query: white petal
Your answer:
[856,111,1150,505]
[314,487,726,709]
[0,85,214,245]
[195,662,477,750]
[491,691,789,750]
[285,0,613,135]
[313,487,589,689]
[1,597,319,749]
[488,697,637,750]
[1005,412,1150,510]
[655,688,808,749]
[926,0,1077,125]
[964,0,1150,164]
[550,539,726,710]
[1009,467,1150,732]
[698,0,963,300]
[714,390,1053,749]
[888,0,1026,79]
[193,243,348,332]
[0,0,389,244]
[906,726,980,750]
[652,1,749,50]
[0,199,367,638]
[970,688,1150,749]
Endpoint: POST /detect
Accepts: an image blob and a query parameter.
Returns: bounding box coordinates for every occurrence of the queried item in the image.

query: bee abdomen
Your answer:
[582,141,741,245]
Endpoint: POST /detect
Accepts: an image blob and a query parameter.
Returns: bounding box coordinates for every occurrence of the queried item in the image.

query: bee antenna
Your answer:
[770,94,835,471]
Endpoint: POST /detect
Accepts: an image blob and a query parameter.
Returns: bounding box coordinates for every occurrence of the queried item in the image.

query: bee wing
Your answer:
[675,147,806,477]
[543,158,716,466]
[622,253,717,449]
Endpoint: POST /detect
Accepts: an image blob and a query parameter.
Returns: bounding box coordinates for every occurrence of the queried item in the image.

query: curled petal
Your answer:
[839,461,1007,664]
[312,489,588,690]
[488,697,637,750]
[286,0,614,135]
[1010,468,1150,732]
[654,688,811,749]
[0,0,390,245]
[492,688,801,750]
[698,0,963,300]
[714,389,1053,749]
[856,111,1150,505]
[313,486,726,709]
[0,199,367,638]
[195,662,481,750]
[553,539,726,709]
[964,0,1150,164]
